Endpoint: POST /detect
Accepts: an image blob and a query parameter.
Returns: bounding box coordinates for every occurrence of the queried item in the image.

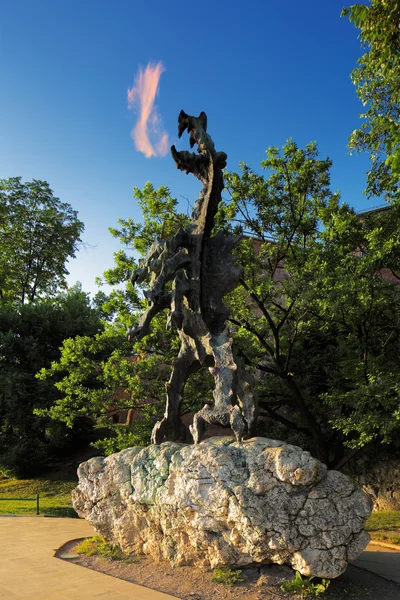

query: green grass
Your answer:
[76,536,136,562]
[369,532,400,544]
[365,510,400,545]
[365,510,400,531]
[212,568,244,586]
[0,477,77,516]
[280,571,330,597]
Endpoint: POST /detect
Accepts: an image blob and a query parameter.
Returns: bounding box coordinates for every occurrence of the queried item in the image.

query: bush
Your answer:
[0,439,48,478]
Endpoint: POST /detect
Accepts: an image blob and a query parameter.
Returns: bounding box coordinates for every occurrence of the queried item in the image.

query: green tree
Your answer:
[222,141,400,466]
[39,147,400,466]
[0,287,103,476]
[38,184,206,455]
[342,0,400,201]
[94,182,189,322]
[0,177,84,305]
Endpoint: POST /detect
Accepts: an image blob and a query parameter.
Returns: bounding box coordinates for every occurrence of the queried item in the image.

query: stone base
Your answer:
[72,437,372,578]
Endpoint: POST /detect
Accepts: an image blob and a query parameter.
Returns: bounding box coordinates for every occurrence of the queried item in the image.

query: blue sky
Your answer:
[1,0,375,296]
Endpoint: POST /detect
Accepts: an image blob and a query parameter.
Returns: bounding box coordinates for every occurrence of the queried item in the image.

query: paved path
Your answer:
[0,516,178,600]
[1,516,399,598]
[352,542,400,584]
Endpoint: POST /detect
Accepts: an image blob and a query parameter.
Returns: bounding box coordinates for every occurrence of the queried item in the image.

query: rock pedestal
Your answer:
[72,437,372,579]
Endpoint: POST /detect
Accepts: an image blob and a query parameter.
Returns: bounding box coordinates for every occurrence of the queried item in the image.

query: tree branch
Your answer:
[259,401,311,435]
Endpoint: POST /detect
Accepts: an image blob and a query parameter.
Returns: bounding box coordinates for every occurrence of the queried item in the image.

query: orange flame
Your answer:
[128,62,169,158]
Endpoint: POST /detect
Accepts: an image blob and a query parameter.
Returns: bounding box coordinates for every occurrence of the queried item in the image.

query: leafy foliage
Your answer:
[38,184,209,453]
[221,141,400,465]
[0,177,97,475]
[280,571,330,597]
[38,309,212,454]
[111,182,189,256]
[76,536,130,561]
[39,144,400,465]
[0,287,102,476]
[0,178,84,305]
[211,567,244,586]
[342,1,400,201]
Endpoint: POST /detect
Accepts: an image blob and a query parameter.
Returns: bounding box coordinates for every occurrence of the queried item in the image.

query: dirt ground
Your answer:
[56,539,400,600]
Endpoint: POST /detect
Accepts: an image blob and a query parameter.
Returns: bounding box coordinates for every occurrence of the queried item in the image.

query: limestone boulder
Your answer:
[72,437,372,578]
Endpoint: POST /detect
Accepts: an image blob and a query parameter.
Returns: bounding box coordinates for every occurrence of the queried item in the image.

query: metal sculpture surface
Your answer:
[129,111,257,444]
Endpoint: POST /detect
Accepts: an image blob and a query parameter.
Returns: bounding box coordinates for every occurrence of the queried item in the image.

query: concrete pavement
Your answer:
[352,542,400,584]
[0,516,178,600]
[1,516,399,598]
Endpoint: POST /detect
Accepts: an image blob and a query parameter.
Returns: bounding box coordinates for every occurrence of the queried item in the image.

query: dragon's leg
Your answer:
[235,358,258,437]
[190,328,257,443]
[151,341,202,444]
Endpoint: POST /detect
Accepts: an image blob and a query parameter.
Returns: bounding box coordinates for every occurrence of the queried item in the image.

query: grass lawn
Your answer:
[0,477,77,517]
[365,510,400,545]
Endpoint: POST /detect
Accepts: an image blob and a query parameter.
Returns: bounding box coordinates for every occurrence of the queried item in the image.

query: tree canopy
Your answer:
[221,141,400,466]
[0,177,84,305]
[38,144,400,467]
[0,177,99,476]
[343,0,400,201]
[0,286,103,476]
[38,184,208,455]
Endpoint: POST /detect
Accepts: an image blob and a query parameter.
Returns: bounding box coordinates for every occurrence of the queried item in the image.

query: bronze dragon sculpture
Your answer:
[129,111,257,444]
